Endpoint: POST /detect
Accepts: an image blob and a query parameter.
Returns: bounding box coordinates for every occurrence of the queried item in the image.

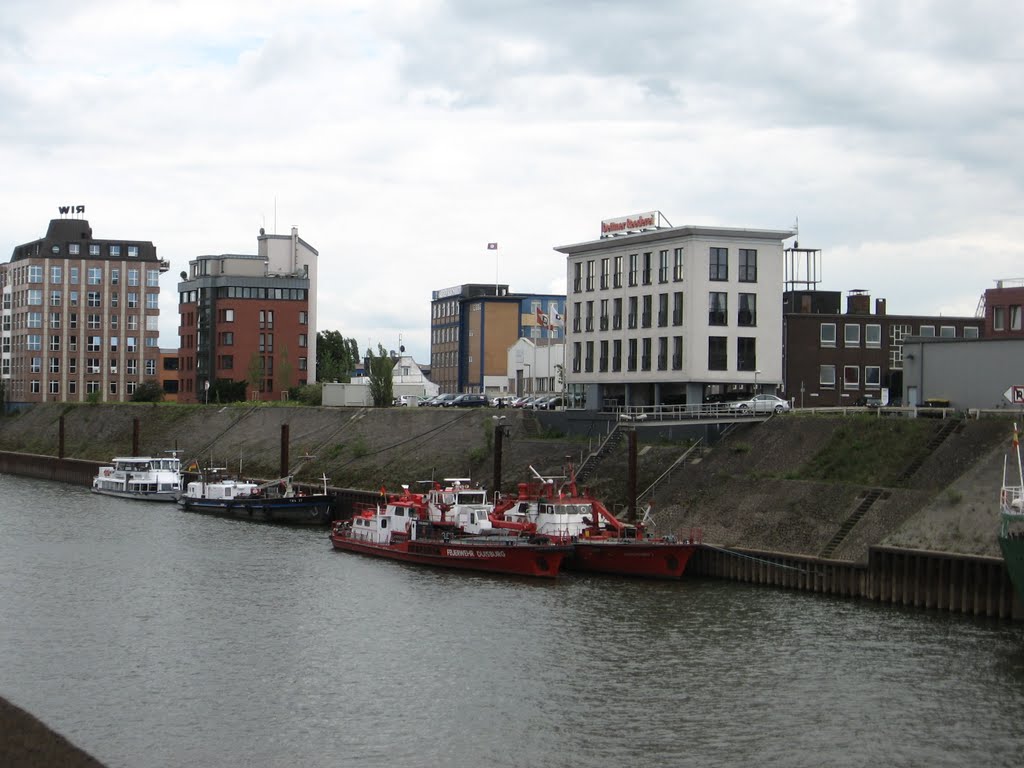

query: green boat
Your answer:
[998,428,1024,602]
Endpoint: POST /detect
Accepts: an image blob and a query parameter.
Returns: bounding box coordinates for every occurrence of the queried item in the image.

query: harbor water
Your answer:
[2,473,1024,767]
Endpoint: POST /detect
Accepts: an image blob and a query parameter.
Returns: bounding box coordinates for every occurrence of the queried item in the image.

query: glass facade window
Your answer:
[738,249,757,282]
[709,248,728,281]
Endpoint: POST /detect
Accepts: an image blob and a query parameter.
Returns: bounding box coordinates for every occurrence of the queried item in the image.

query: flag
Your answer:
[487,242,498,250]
[552,311,563,327]
[536,307,549,327]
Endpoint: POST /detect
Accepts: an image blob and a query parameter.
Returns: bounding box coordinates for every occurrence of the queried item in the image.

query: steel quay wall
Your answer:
[690,545,1023,621]
[0,450,101,486]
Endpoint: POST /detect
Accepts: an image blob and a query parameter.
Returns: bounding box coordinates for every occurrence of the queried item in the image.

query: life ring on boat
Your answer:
[103,469,111,477]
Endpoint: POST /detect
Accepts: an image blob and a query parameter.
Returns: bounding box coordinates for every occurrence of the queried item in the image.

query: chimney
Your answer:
[875,298,886,316]
[846,290,870,315]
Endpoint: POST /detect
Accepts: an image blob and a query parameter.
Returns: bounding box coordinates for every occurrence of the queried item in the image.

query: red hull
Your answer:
[567,541,697,579]
[330,533,568,578]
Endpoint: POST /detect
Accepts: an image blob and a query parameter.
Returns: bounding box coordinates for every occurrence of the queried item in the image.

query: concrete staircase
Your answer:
[819,488,888,559]
[896,418,962,483]
[576,424,623,485]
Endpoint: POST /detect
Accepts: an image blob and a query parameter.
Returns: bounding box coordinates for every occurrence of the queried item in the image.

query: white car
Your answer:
[728,394,791,414]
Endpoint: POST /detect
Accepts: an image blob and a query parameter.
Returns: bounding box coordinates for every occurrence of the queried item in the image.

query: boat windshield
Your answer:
[456,491,487,505]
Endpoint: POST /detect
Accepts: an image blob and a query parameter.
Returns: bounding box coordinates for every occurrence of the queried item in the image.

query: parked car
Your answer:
[449,393,489,407]
[533,395,564,410]
[727,394,791,414]
[490,395,515,408]
[397,395,425,407]
[853,395,883,409]
[429,393,459,407]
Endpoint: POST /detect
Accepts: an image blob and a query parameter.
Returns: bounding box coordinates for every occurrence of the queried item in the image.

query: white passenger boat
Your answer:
[91,454,183,502]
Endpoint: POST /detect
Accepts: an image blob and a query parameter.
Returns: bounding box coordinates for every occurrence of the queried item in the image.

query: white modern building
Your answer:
[506,337,564,398]
[554,213,795,411]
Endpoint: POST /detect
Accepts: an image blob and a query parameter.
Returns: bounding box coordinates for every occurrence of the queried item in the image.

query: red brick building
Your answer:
[177,227,317,402]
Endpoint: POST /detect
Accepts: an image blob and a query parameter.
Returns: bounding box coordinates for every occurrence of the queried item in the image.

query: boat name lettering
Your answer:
[445,548,506,558]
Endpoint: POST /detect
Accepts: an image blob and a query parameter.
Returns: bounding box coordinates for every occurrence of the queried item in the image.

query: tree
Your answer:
[210,378,247,403]
[367,343,394,407]
[131,380,164,402]
[317,330,359,382]
[246,352,263,400]
[278,345,294,394]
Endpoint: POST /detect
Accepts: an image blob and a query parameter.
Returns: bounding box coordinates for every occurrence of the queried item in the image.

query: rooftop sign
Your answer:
[599,211,665,238]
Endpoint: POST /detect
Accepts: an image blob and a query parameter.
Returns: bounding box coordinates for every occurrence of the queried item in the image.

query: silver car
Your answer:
[728,394,791,414]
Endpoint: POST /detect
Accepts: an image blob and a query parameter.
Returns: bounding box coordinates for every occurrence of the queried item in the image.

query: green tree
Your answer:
[131,380,164,402]
[246,352,263,400]
[278,345,294,394]
[367,343,394,407]
[317,330,359,382]
[210,378,247,403]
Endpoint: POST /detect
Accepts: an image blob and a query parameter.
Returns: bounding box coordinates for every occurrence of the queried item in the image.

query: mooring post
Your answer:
[627,428,637,523]
[493,424,505,496]
[281,423,290,479]
[132,417,140,456]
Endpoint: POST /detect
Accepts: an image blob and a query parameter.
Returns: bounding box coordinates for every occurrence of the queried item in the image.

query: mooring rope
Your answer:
[700,543,811,574]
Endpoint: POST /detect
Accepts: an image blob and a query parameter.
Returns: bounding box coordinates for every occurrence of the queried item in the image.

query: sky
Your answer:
[2,0,1022,364]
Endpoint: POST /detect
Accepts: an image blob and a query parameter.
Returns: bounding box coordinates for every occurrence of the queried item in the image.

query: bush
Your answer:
[131,381,164,403]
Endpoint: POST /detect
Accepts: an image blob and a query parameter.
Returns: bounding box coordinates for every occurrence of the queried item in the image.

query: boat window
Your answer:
[395,508,405,516]
[381,519,388,529]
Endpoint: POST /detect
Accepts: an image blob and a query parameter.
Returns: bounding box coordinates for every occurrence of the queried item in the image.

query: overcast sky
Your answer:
[2,0,1021,364]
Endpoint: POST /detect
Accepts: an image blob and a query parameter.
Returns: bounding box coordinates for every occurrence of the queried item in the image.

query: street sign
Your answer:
[1004,386,1024,404]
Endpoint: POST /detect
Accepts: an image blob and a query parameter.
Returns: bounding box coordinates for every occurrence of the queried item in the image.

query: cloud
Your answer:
[0,0,1020,364]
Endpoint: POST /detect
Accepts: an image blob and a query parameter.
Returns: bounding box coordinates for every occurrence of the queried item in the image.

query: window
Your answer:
[708,336,727,370]
[110,336,119,353]
[658,250,669,283]
[844,366,860,388]
[87,358,101,374]
[612,298,622,330]
[27,312,41,328]
[709,292,727,326]
[27,289,42,305]
[940,325,956,338]
[738,249,757,282]
[599,340,608,372]
[627,339,637,371]
[128,245,139,258]
[738,293,756,327]
[709,247,728,281]
[657,293,668,327]
[845,324,861,346]
[672,292,683,326]
[673,248,684,281]
[50,266,62,283]
[127,315,139,331]
[865,366,881,388]
[628,297,638,329]
[109,382,118,396]
[642,252,652,285]
[218,355,234,370]
[573,262,583,293]
[86,381,101,394]
[146,316,158,331]
[641,295,652,328]
[298,311,307,325]
[572,342,582,373]
[612,339,622,372]
[219,332,234,345]
[50,290,61,306]
[87,291,101,307]
[657,336,668,370]
[110,268,120,285]
[70,267,80,284]
[992,306,1004,331]
[737,338,757,371]
[145,359,156,376]
[28,266,42,283]
[600,258,610,290]
[27,335,41,351]
[298,357,307,371]
[127,269,139,286]
[126,337,137,352]
[820,323,837,347]
[599,299,609,331]
[865,324,881,348]
[30,357,41,373]
[641,337,651,371]
[299,334,307,348]
[49,311,61,328]
[69,291,78,306]
[127,293,138,308]
[31,381,40,394]
[628,254,638,287]
[69,244,80,255]
[613,255,622,288]
[1011,307,1022,331]
[111,292,119,308]
[572,301,581,332]
[87,335,102,352]
[109,245,121,257]
[672,336,683,370]
[146,269,159,287]
[919,325,935,337]
[87,314,101,329]
[585,260,595,291]
[146,293,158,309]
[964,326,980,339]
[49,333,60,350]
[585,341,594,372]
[49,381,59,395]
[87,267,102,285]
[820,365,836,388]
